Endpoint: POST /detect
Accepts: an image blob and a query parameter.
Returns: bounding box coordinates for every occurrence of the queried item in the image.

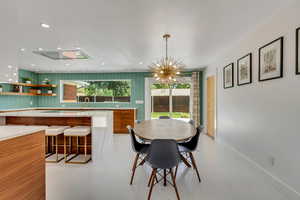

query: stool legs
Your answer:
[45,135,64,163]
[64,134,91,164]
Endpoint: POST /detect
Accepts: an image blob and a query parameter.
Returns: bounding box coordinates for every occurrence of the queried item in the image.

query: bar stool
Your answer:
[64,126,91,164]
[45,126,70,163]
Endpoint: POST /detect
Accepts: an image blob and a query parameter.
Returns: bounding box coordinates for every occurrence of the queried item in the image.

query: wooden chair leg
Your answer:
[170,168,180,200]
[180,154,191,168]
[147,169,157,200]
[130,153,140,185]
[189,152,201,183]
[175,165,178,178]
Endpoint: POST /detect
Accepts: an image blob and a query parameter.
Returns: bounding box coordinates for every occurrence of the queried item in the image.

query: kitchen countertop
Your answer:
[0,110,113,117]
[0,107,137,112]
[0,126,47,141]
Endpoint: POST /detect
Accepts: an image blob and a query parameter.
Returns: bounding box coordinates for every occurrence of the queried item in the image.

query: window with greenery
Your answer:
[61,80,131,103]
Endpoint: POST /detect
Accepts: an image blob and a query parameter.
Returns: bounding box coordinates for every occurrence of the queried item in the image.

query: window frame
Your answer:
[60,79,132,104]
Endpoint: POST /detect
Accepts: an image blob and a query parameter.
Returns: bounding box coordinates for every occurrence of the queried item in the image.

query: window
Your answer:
[151,82,192,119]
[61,80,131,103]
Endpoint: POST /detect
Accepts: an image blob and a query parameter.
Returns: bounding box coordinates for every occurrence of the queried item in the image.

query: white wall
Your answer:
[207,1,300,198]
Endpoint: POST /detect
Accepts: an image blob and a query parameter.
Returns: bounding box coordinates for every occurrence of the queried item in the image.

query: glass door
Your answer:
[150,82,192,121]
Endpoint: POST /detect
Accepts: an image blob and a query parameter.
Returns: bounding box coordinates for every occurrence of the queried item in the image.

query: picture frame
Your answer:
[237,53,252,86]
[258,37,283,81]
[296,27,300,75]
[223,63,234,89]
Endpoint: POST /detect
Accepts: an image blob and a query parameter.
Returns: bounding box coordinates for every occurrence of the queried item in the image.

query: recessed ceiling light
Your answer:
[101,62,105,65]
[13,73,17,76]
[8,78,12,82]
[139,62,143,65]
[41,23,50,28]
[31,64,36,67]
[65,63,70,66]
[20,48,25,52]
[57,47,62,50]
[76,47,81,50]
[38,48,43,51]
[8,65,12,69]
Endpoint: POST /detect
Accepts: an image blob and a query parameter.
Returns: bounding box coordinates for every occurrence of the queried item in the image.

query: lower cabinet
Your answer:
[113,109,136,134]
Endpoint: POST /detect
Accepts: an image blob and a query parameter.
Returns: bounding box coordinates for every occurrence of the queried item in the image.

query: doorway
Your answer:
[145,78,192,121]
[206,76,215,138]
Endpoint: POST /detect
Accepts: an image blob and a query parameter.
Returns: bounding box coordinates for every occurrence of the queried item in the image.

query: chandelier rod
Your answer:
[163,34,171,60]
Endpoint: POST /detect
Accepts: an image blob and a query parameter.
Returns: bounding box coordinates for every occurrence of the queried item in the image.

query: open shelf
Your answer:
[0,92,57,96]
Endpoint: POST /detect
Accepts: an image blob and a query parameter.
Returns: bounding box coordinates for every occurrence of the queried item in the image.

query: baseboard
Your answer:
[218,139,300,200]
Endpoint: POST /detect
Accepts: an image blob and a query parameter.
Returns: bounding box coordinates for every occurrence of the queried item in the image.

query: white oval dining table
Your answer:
[134,119,196,142]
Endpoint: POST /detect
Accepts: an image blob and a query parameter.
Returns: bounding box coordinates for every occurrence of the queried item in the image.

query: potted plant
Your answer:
[0,85,3,93]
[22,77,33,84]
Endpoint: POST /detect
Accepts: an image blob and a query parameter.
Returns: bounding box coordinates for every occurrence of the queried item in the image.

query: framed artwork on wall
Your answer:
[237,53,252,86]
[223,63,234,89]
[296,27,300,75]
[259,37,283,81]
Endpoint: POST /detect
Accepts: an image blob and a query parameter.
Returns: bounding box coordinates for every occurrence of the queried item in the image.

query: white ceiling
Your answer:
[0,0,296,77]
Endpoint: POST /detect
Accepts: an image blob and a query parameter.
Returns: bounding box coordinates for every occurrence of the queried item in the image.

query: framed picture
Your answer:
[259,37,283,81]
[223,63,234,89]
[237,53,252,86]
[296,27,300,75]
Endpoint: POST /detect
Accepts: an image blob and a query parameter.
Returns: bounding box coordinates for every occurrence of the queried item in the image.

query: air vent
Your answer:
[33,50,89,60]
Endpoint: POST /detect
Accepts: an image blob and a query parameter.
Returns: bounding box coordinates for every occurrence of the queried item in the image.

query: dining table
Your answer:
[134,119,196,168]
[134,119,196,142]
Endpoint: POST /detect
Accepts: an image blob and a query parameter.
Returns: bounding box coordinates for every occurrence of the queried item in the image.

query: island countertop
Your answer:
[0,107,137,112]
[0,125,47,141]
[0,110,113,117]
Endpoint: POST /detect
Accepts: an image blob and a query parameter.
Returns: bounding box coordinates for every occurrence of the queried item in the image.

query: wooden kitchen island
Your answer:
[0,107,136,134]
[0,126,47,200]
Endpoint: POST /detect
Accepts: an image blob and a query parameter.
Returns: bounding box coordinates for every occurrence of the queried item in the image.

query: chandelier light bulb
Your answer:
[160,70,163,74]
[176,71,180,74]
[154,74,158,77]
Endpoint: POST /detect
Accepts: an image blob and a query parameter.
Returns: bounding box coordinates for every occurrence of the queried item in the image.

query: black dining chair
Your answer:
[146,139,181,200]
[176,126,203,182]
[159,116,170,119]
[127,126,150,185]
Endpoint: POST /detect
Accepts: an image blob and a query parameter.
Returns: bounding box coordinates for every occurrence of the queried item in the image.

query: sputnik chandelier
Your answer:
[149,34,185,83]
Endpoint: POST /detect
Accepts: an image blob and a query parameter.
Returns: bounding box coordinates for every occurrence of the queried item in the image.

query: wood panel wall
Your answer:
[0,131,45,200]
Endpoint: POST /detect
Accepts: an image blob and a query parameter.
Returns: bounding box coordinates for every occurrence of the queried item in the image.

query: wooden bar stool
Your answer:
[45,126,70,163]
[64,126,91,164]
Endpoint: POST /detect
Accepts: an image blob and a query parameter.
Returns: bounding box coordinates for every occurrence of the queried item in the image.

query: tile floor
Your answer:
[46,132,290,200]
